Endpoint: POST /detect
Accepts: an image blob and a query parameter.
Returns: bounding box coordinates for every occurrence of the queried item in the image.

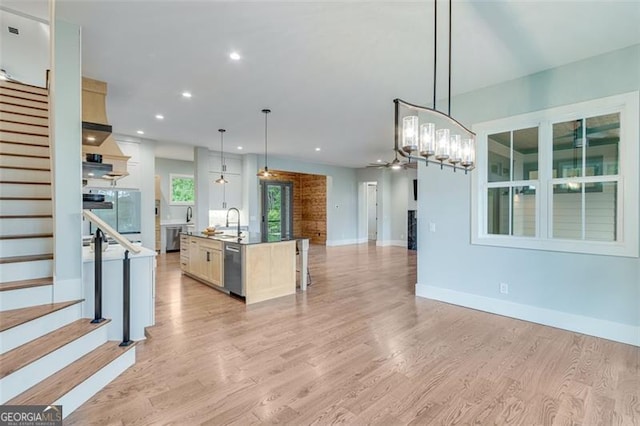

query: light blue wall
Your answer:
[417,45,640,337]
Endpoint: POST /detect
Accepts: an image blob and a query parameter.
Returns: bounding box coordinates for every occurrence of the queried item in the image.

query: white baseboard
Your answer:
[416,284,640,347]
[326,239,365,246]
[376,240,407,247]
[52,278,84,303]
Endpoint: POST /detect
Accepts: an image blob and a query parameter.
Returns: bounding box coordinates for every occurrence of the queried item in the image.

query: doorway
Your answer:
[260,180,294,242]
[367,183,377,241]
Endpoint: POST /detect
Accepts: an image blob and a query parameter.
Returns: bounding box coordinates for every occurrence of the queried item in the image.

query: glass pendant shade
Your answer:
[461,137,475,168]
[419,122,435,158]
[435,128,450,161]
[402,116,419,153]
[449,134,461,164]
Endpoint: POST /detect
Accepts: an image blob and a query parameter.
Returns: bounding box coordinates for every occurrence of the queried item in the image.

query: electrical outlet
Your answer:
[500,283,509,294]
[429,222,436,232]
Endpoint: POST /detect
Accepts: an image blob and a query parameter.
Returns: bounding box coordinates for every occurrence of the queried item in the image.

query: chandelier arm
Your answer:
[448,0,452,116]
[394,98,476,137]
[433,0,437,110]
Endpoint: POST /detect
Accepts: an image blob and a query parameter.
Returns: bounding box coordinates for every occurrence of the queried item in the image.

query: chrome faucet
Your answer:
[226,207,241,237]
[186,206,193,223]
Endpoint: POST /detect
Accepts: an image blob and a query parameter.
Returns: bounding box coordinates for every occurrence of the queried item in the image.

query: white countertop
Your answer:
[82,244,156,262]
[160,220,194,226]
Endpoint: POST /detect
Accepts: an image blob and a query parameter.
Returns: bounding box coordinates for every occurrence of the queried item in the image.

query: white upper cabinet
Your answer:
[209,172,242,210]
[209,154,242,175]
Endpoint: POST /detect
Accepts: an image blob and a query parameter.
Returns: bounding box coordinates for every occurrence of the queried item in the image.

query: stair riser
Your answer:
[0,199,52,216]
[0,142,49,157]
[0,121,48,136]
[0,284,52,311]
[0,155,50,169]
[0,237,53,258]
[0,259,52,282]
[0,131,48,146]
[0,325,108,403]
[0,217,52,236]
[56,347,136,419]
[0,95,48,110]
[0,183,51,198]
[0,303,82,354]
[0,167,51,182]
[0,104,48,118]
[0,88,48,103]
[0,81,47,96]
[0,111,48,126]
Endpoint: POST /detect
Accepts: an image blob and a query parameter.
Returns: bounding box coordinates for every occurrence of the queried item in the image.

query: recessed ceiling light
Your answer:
[182,91,192,98]
[87,136,96,142]
[237,146,243,150]
[136,130,144,135]
[229,52,241,61]
[315,147,321,152]
[155,114,164,120]
[376,159,382,163]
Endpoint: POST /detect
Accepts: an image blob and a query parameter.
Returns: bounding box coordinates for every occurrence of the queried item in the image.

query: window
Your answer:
[169,174,195,205]
[472,92,638,257]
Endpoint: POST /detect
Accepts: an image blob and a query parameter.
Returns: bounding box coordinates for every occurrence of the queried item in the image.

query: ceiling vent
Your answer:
[8,27,18,35]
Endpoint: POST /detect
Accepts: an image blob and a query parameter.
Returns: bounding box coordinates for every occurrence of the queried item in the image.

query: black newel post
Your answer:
[91,228,105,323]
[120,249,133,347]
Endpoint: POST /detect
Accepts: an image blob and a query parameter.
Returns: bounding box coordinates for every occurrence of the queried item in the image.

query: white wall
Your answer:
[0,9,49,87]
[154,157,194,223]
[50,17,82,302]
[417,44,640,345]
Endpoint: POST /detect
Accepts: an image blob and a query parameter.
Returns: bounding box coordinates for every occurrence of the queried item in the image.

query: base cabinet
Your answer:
[182,236,223,289]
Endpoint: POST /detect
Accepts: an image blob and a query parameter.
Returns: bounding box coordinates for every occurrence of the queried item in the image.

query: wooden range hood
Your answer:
[82,77,130,180]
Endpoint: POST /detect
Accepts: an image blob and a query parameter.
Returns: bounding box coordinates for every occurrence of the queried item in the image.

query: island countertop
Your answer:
[183,232,307,245]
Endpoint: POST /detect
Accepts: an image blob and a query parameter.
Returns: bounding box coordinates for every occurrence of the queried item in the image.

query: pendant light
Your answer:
[257,109,276,178]
[215,129,228,184]
[394,0,475,173]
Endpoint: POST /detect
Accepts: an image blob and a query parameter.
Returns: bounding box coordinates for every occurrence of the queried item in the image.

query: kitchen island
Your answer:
[180,233,306,305]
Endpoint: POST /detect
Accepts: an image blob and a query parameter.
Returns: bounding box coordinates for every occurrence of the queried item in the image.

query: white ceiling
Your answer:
[48,1,640,167]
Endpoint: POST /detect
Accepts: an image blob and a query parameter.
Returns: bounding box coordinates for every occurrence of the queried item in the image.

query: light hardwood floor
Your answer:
[66,244,639,425]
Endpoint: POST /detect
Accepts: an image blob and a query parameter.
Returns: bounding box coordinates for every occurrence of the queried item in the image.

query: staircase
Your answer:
[0,80,136,417]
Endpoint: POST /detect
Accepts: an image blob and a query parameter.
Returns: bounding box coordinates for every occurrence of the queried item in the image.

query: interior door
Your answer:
[260,180,293,242]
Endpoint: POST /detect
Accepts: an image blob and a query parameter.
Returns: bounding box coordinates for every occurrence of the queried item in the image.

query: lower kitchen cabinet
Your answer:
[182,236,223,289]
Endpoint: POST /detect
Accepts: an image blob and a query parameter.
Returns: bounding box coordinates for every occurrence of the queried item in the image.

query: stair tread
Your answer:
[0,319,111,379]
[0,119,48,128]
[0,180,51,185]
[0,81,48,95]
[0,276,53,291]
[0,214,52,219]
[0,300,82,333]
[0,93,48,104]
[0,164,50,171]
[0,233,53,240]
[7,341,135,406]
[0,151,50,159]
[0,253,53,264]
[0,197,52,201]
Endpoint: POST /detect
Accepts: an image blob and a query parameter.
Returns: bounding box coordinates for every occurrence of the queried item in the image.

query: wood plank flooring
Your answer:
[65,244,639,425]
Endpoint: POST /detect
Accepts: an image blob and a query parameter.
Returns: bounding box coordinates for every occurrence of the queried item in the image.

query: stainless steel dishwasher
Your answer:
[165,226,183,252]
[224,242,244,296]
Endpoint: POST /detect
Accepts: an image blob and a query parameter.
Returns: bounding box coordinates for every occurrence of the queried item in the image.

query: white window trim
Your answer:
[169,173,195,206]
[471,91,639,258]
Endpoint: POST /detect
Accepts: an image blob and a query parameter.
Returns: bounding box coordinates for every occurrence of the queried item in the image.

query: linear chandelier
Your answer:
[395,0,475,173]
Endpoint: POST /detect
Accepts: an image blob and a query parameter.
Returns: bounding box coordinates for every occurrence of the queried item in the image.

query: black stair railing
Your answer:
[84,210,140,347]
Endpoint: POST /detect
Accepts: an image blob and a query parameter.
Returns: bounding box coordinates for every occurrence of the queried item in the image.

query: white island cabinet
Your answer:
[82,245,156,341]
